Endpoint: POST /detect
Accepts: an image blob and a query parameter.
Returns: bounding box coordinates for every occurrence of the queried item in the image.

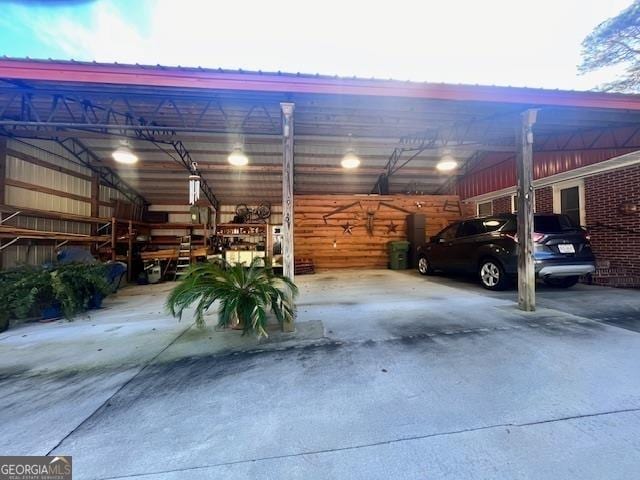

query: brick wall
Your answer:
[465,167,639,288]
[492,196,512,214]
[535,186,553,213]
[585,165,640,286]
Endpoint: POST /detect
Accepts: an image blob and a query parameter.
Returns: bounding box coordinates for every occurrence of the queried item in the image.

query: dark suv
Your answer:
[417,213,596,290]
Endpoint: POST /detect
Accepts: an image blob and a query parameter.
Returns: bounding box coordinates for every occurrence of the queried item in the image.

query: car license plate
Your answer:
[558,244,575,254]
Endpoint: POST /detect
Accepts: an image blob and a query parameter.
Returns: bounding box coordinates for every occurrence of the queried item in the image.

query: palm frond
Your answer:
[165,257,298,337]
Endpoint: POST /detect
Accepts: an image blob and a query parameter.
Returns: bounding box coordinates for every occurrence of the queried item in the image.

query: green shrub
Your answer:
[0,266,53,322]
[0,263,112,326]
[50,263,112,318]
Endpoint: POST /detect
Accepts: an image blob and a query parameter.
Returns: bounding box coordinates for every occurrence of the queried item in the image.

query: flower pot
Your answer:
[88,292,104,309]
[40,304,62,321]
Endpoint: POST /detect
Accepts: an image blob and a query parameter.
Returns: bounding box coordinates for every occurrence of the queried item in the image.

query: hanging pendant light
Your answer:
[341,133,360,169]
[112,141,138,165]
[228,146,249,166]
[436,155,458,172]
[341,150,361,169]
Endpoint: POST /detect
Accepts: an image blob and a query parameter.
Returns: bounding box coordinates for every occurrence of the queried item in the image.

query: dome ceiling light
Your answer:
[341,150,361,169]
[436,155,458,172]
[112,141,138,165]
[341,133,360,169]
[228,146,249,167]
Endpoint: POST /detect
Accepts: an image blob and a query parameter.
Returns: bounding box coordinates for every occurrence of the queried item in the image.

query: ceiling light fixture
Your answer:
[228,146,249,167]
[341,150,361,169]
[436,155,458,172]
[112,142,138,165]
[341,133,361,169]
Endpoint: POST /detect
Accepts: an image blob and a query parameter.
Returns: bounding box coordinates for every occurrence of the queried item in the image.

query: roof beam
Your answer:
[3,59,640,110]
[56,137,148,208]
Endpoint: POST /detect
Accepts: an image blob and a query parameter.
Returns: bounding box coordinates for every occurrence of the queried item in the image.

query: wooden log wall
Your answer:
[295,194,473,269]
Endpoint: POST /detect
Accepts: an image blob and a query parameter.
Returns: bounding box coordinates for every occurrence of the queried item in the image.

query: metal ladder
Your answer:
[174,235,192,280]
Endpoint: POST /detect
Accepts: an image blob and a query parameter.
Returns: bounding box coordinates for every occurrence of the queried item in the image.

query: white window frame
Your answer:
[477,200,493,217]
[552,179,586,226]
[511,193,537,214]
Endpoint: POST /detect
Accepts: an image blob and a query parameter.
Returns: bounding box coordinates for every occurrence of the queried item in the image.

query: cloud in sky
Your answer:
[0,0,633,90]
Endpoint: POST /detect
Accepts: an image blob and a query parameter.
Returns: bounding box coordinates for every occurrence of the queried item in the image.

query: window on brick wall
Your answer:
[553,179,586,226]
[511,194,534,213]
[477,201,492,217]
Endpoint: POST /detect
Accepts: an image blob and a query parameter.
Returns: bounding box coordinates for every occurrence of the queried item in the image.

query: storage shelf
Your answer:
[219,234,264,238]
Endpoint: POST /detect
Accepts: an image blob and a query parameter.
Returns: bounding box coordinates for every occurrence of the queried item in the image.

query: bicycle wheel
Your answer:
[235,204,250,221]
[256,202,271,220]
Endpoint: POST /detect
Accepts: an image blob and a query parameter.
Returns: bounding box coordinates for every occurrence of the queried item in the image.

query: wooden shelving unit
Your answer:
[0,203,213,281]
[216,223,271,266]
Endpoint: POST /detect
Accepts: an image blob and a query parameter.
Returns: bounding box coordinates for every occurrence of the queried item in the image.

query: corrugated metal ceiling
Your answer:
[3,67,640,205]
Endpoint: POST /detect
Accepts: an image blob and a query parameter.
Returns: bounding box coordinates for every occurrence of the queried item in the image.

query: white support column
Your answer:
[281,102,295,282]
[516,109,538,311]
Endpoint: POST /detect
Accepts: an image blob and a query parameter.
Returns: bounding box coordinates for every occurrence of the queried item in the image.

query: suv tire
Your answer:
[417,256,434,276]
[479,259,509,291]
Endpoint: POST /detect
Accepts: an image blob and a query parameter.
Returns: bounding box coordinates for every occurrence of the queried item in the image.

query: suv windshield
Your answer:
[534,214,580,233]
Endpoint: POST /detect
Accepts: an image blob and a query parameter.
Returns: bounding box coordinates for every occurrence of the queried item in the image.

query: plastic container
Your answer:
[388,241,410,270]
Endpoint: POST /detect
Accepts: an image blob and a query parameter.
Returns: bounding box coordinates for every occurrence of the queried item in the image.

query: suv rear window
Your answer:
[534,214,579,233]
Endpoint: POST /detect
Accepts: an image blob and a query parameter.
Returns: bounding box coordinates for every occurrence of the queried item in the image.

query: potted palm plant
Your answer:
[166,258,298,337]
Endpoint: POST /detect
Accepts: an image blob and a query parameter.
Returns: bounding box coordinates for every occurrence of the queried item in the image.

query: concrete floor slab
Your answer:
[1,270,639,479]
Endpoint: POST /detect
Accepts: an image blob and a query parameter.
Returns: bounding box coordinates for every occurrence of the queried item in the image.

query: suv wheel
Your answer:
[418,256,434,276]
[479,259,509,291]
[543,276,579,288]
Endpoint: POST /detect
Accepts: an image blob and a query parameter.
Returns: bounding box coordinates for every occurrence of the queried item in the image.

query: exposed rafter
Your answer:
[373,110,529,193]
[0,85,281,135]
[57,137,148,208]
[0,86,228,208]
[168,140,219,209]
[0,128,148,208]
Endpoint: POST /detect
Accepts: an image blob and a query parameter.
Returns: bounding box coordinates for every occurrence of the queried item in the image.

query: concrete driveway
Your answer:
[417,271,640,333]
[1,270,639,479]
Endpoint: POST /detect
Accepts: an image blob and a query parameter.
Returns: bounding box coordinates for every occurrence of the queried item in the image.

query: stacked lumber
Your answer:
[139,246,209,261]
[294,194,469,270]
[294,257,315,275]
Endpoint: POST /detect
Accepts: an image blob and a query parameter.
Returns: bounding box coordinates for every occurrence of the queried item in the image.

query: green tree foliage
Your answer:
[580,1,640,92]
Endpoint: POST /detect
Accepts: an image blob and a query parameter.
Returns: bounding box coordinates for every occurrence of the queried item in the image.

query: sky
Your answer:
[0,0,633,90]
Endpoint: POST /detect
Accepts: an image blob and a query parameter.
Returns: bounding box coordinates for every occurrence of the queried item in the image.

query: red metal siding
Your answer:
[457,147,638,199]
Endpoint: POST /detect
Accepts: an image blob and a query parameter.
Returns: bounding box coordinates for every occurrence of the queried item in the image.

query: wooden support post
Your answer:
[0,137,6,270]
[281,102,295,332]
[0,137,6,206]
[90,173,100,253]
[111,216,116,262]
[516,109,538,311]
[127,220,133,282]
